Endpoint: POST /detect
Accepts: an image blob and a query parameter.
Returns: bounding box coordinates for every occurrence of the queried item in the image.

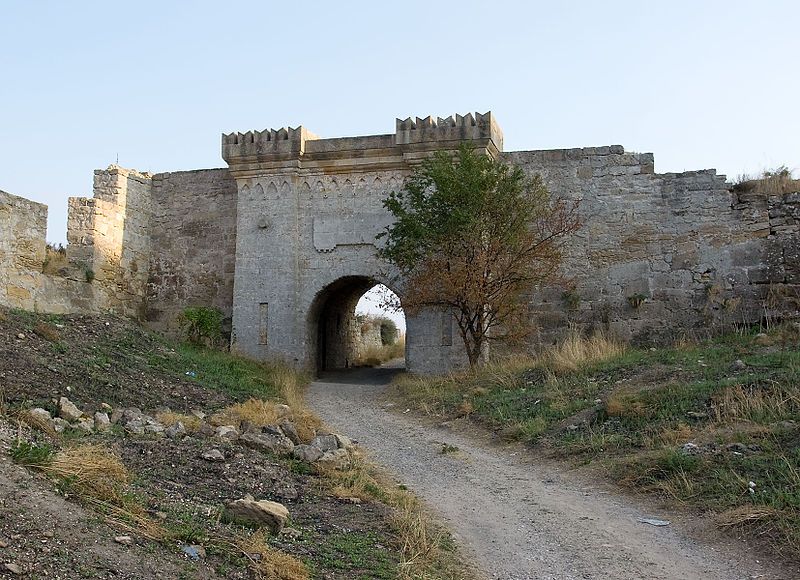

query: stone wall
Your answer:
[503,147,800,345]
[145,169,238,334]
[2,112,797,375]
[66,166,153,317]
[0,190,47,310]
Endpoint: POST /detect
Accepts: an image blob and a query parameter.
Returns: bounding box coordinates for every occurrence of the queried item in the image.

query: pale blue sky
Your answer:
[1,0,798,250]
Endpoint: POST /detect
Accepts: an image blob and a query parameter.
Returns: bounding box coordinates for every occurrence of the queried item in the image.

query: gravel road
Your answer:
[307,365,795,580]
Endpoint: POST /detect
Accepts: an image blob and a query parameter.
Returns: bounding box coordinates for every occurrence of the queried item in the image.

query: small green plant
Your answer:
[84,268,95,283]
[440,443,459,455]
[10,440,54,466]
[179,306,223,347]
[562,290,581,311]
[627,293,647,309]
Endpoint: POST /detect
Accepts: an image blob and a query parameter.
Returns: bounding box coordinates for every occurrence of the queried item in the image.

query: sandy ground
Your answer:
[307,365,796,580]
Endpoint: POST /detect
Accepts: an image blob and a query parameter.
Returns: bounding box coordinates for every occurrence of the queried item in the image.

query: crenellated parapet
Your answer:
[395,111,503,155]
[222,112,504,175]
[222,126,319,165]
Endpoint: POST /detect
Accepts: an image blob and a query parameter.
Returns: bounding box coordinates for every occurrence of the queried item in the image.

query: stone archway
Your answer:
[307,276,405,372]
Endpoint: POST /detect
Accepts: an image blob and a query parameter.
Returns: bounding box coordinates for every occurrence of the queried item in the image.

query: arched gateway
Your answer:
[222,114,500,374]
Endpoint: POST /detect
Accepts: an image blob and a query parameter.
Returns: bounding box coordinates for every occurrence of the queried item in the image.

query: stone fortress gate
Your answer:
[1,112,798,375]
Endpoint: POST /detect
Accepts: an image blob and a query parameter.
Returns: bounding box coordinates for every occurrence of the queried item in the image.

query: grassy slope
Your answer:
[394,327,800,561]
[0,308,469,580]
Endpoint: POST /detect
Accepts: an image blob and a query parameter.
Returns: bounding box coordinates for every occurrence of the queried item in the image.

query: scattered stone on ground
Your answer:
[293,444,324,463]
[201,449,225,462]
[58,397,83,421]
[224,497,289,533]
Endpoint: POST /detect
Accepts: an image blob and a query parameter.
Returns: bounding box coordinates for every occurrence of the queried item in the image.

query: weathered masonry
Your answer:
[1,112,798,374]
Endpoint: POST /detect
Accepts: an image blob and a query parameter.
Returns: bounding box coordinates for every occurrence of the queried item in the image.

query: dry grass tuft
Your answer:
[711,383,800,423]
[540,328,625,373]
[321,450,380,502]
[18,409,58,438]
[236,530,309,580]
[33,321,61,343]
[210,363,320,443]
[392,492,445,579]
[658,422,694,445]
[717,505,780,528]
[0,310,7,323]
[155,411,203,432]
[275,367,321,442]
[38,443,167,540]
[42,243,69,275]
[734,166,800,196]
[46,444,132,502]
[210,398,286,429]
[605,392,647,418]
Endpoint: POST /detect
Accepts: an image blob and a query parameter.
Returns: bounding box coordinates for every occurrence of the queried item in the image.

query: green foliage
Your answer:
[179,306,223,347]
[311,530,398,578]
[379,144,578,367]
[378,317,398,346]
[561,290,581,311]
[627,293,647,309]
[84,268,95,283]
[149,342,285,402]
[10,440,54,466]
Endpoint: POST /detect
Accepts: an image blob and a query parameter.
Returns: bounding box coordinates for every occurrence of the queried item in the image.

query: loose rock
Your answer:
[29,408,52,422]
[680,442,700,455]
[215,425,239,441]
[334,433,353,449]
[224,498,289,533]
[94,412,111,431]
[114,535,134,546]
[3,563,23,575]
[293,444,324,463]
[165,421,186,439]
[202,449,225,462]
[125,420,145,435]
[317,448,349,468]
[58,397,83,421]
[239,432,294,455]
[75,418,95,433]
[279,419,301,444]
[310,434,338,453]
[144,423,165,436]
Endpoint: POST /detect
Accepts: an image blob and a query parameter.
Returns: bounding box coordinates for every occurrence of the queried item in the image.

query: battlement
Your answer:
[395,111,503,152]
[222,112,505,171]
[221,126,319,163]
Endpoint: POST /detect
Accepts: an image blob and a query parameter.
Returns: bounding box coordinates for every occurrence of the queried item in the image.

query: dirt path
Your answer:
[307,366,794,580]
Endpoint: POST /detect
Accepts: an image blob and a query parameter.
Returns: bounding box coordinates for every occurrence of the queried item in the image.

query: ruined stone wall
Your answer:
[0,190,107,313]
[145,169,238,334]
[66,166,153,317]
[503,147,800,345]
[0,190,47,310]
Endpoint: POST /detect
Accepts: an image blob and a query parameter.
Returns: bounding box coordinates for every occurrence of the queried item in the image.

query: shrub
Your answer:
[179,306,223,347]
[379,317,399,346]
[733,166,799,195]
